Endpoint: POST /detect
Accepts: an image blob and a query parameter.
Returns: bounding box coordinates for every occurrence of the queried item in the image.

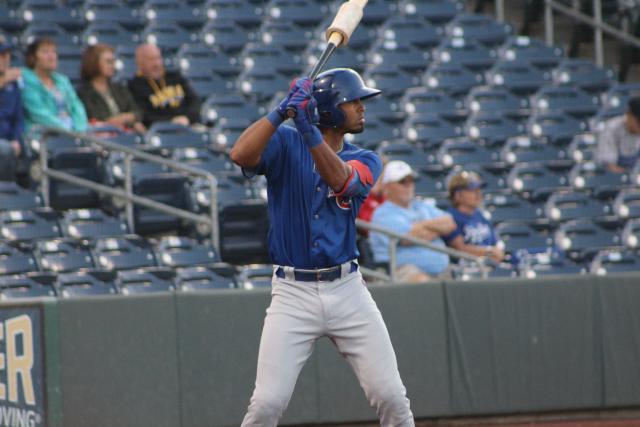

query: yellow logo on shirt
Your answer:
[150,85,185,108]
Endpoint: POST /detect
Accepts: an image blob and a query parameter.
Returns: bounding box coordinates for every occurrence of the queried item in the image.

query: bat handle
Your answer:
[284,40,341,120]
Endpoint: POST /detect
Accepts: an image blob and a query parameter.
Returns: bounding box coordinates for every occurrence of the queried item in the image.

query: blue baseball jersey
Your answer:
[443,207,497,247]
[244,125,382,269]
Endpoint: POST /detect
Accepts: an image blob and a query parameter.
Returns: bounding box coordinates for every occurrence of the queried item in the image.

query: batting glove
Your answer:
[287,78,323,148]
[266,78,311,128]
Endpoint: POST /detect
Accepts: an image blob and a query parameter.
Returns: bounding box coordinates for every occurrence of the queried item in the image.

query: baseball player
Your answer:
[230,68,415,426]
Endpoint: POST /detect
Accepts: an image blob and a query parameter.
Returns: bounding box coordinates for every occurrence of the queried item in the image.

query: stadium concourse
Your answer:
[0,1,640,289]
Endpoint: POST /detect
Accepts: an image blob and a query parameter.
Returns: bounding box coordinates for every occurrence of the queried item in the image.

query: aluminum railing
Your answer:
[38,128,220,250]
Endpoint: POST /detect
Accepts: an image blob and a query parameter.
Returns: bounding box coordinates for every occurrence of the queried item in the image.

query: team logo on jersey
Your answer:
[327,188,352,210]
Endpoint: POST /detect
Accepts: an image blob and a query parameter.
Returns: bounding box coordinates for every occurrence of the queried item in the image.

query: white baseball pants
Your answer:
[241,269,414,426]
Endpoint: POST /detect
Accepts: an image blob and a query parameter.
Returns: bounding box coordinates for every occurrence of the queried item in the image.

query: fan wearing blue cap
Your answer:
[0,35,23,181]
[443,171,504,263]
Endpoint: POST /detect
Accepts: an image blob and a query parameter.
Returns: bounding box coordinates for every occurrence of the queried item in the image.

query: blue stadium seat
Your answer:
[622,219,640,249]
[589,107,624,133]
[140,0,204,29]
[413,170,448,197]
[200,93,261,125]
[451,263,518,280]
[613,188,640,220]
[171,148,238,176]
[495,222,550,258]
[0,273,57,299]
[485,60,552,96]
[237,69,290,103]
[432,37,497,72]
[0,209,61,243]
[400,0,463,25]
[176,43,242,78]
[465,85,528,118]
[464,111,524,144]
[219,199,270,264]
[401,88,465,122]
[0,5,26,34]
[531,85,600,120]
[403,112,462,148]
[0,242,37,276]
[520,252,586,278]
[527,112,587,145]
[590,249,640,275]
[20,22,77,47]
[82,0,145,32]
[16,1,84,32]
[600,82,640,112]
[555,219,621,260]
[364,63,419,98]
[568,161,631,199]
[498,36,564,69]
[356,94,405,123]
[81,21,135,47]
[154,236,219,268]
[552,59,616,94]
[0,182,41,211]
[258,20,312,52]
[266,0,327,27]
[377,141,431,169]
[116,267,175,294]
[199,21,248,52]
[435,138,497,168]
[483,192,544,224]
[240,44,303,77]
[237,264,273,289]
[317,16,373,52]
[303,41,367,74]
[368,41,431,77]
[60,209,129,240]
[545,191,611,222]
[354,0,396,26]
[507,162,569,198]
[445,13,512,46]
[46,147,102,210]
[175,266,236,291]
[33,238,95,274]
[56,270,118,297]
[93,235,157,271]
[202,0,262,30]
[210,116,254,149]
[423,62,483,97]
[346,121,400,151]
[143,122,210,153]
[567,133,597,163]
[500,136,566,165]
[380,15,442,50]
[142,22,194,53]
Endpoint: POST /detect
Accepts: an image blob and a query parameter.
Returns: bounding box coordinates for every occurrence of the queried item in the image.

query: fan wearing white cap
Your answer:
[369,160,456,283]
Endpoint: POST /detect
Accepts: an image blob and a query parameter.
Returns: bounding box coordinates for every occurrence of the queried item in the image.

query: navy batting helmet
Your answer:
[313,68,381,128]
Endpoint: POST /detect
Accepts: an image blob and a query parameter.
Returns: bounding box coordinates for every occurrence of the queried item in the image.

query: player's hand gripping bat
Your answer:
[286,0,369,119]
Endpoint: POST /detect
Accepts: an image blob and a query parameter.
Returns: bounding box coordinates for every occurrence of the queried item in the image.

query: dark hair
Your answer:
[80,43,114,81]
[25,37,57,69]
[628,96,640,120]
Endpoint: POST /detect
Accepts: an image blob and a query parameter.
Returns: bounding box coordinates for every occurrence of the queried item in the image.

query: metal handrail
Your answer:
[544,0,640,66]
[356,218,492,282]
[38,128,220,250]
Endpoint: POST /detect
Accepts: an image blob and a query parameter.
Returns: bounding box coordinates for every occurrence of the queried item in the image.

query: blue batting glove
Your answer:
[287,78,322,148]
[266,78,313,128]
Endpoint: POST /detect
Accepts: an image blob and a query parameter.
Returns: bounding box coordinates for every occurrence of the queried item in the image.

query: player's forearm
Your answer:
[230,117,277,168]
[310,143,352,191]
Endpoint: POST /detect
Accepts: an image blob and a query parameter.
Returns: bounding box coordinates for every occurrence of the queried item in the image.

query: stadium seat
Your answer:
[0,242,37,276]
[527,112,587,145]
[566,133,598,163]
[545,191,611,222]
[531,85,600,120]
[266,0,327,27]
[20,22,77,47]
[413,169,448,197]
[175,265,236,291]
[423,62,483,97]
[0,5,26,34]
[176,43,242,78]
[552,59,616,94]
[82,0,145,32]
[142,22,195,53]
[401,88,466,122]
[435,138,497,168]
[187,174,255,229]
[600,82,640,112]
[56,270,118,297]
[613,188,640,220]
[346,121,400,151]
[237,264,273,289]
[46,147,102,210]
[364,63,419,98]
[403,112,463,148]
[500,136,566,165]
[368,41,431,77]
[520,252,586,278]
[568,161,631,199]
[485,60,552,96]
[81,21,135,47]
[33,238,95,274]
[555,219,621,260]
[237,69,290,103]
[202,0,262,30]
[483,192,544,224]
[199,21,248,52]
[302,41,367,75]
[0,182,41,211]
[0,208,61,243]
[377,141,431,169]
[210,116,255,149]
[432,37,497,72]
[218,200,270,264]
[353,0,396,26]
[16,0,84,32]
[116,267,175,294]
[140,0,204,29]
[60,209,129,240]
[495,222,550,258]
[0,273,57,299]
[171,148,238,176]
[621,219,640,249]
[154,236,219,268]
[380,15,442,50]
[356,94,405,123]
[240,44,303,77]
[400,0,463,25]
[445,13,512,46]
[200,93,261,125]
[498,36,564,69]
[507,162,569,198]
[258,20,312,52]
[317,16,373,52]
[464,111,524,144]
[93,235,157,271]
[590,249,640,275]
[143,122,210,152]
[451,263,517,280]
[464,85,529,118]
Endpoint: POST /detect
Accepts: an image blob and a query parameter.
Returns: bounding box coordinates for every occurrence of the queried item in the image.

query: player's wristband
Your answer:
[298,123,323,149]
[266,109,285,128]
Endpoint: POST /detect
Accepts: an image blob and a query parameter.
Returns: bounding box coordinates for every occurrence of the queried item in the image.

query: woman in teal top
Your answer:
[21,37,88,134]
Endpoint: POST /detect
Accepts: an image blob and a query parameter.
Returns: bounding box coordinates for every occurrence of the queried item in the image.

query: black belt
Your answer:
[275,262,358,282]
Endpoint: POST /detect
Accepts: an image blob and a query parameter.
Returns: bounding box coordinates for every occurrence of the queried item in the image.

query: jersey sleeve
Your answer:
[241,125,291,180]
[442,210,463,244]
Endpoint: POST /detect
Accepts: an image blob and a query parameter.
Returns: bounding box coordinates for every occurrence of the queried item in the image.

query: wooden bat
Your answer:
[286,0,369,118]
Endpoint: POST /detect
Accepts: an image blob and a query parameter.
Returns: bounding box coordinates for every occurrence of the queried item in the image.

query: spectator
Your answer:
[21,37,88,134]
[443,171,504,263]
[370,160,456,283]
[77,44,145,133]
[0,36,23,181]
[127,44,200,127]
[595,96,640,173]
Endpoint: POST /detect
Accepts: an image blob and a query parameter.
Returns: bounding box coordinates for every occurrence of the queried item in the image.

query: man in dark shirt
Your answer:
[127,44,201,127]
[0,36,23,181]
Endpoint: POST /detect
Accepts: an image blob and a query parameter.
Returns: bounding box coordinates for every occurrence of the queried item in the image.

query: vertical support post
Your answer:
[495,0,504,22]
[388,237,398,283]
[40,137,50,207]
[545,0,554,46]
[207,175,219,252]
[124,154,135,234]
[593,0,604,66]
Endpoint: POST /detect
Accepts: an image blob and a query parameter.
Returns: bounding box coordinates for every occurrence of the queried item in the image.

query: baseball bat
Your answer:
[286,0,369,119]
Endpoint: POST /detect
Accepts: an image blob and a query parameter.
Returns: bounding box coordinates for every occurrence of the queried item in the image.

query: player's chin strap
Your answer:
[335,160,374,198]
